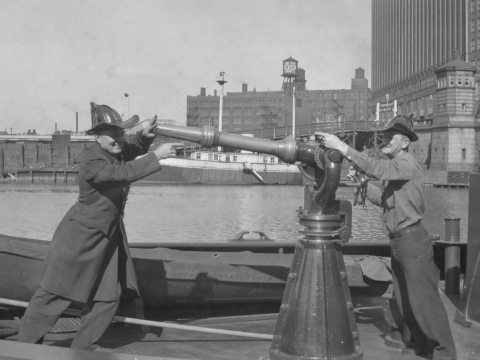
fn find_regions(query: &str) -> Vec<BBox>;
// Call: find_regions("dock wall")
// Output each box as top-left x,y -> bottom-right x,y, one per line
0,142 -> 92,174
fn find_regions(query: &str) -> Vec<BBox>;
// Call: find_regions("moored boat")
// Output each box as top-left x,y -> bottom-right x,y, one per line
140,150 -> 303,185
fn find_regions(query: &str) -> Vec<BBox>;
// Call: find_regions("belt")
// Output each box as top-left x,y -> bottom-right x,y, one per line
387,222 -> 422,240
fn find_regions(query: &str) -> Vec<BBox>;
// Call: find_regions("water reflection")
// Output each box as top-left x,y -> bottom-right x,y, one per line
0,183 -> 469,243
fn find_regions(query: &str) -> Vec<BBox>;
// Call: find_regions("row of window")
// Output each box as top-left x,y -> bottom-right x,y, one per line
196,108 -> 283,116
198,153 -> 278,163
189,98 -> 286,107
194,100 -> 366,116
299,91 -> 368,100
201,119 -> 286,126
437,73 -> 473,88
391,76 -> 436,98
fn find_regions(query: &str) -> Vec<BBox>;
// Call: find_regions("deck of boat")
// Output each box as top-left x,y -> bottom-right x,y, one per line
0,281 -> 478,360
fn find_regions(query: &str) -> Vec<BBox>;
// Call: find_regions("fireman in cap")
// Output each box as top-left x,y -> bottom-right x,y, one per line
17,102 -> 182,351
317,115 -> 456,360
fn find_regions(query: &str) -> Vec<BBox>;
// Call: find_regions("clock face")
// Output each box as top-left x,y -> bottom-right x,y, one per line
284,61 -> 297,74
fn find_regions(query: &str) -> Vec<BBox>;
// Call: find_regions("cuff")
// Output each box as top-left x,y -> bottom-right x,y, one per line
345,147 -> 359,161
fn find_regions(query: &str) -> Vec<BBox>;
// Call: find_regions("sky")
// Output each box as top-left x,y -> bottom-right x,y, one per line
0,0 -> 371,134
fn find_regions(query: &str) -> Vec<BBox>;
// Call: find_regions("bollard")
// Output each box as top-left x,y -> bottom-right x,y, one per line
444,218 -> 461,294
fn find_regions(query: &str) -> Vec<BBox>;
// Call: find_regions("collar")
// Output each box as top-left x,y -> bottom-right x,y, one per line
92,142 -> 122,162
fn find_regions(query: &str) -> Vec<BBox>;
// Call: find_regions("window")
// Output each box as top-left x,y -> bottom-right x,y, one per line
472,39 -> 476,51
196,153 -> 201,160
270,157 -> 275,163
208,153 -> 213,160
233,156 -> 237,162
263,157 -> 268,163
214,154 -> 218,161
462,149 -> 466,160
462,103 -> 467,111
473,19 -> 477,32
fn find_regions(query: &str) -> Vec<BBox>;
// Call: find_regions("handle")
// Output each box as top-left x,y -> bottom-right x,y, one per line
228,231 -> 275,242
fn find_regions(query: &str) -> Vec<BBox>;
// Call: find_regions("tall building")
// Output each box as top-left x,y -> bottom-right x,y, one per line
186,59 -> 371,137
372,0 -> 478,182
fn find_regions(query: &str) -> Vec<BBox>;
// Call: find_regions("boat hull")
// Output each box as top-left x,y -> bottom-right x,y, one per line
0,234 -> 394,309
140,158 -> 304,185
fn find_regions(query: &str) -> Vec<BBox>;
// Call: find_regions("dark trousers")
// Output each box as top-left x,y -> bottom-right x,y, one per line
17,285 -> 121,350
390,224 -> 456,360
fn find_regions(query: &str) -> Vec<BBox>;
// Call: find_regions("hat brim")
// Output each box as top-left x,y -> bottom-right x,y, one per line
87,115 -> 140,135
381,123 -> 418,142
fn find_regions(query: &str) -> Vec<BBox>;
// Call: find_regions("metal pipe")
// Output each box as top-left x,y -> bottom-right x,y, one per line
445,218 -> 461,294
0,297 -> 273,340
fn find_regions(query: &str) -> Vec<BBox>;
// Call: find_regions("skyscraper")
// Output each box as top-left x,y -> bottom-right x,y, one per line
372,0 -> 477,182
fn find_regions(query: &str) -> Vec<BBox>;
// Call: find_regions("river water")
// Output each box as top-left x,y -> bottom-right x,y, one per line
0,183 -> 469,243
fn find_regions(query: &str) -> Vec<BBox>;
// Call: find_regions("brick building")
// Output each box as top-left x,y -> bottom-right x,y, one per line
186,59 -> 371,137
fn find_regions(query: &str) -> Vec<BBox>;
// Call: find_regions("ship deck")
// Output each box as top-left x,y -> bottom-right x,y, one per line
0,282 -> 478,360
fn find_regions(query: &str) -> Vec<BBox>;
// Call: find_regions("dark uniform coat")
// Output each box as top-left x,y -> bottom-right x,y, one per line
41,132 -> 162,302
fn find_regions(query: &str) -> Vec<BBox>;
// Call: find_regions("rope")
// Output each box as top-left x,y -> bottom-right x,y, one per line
0,297 -> 273,340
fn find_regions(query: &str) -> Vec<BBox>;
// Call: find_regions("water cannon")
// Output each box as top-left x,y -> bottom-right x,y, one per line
154,124 -> 361,359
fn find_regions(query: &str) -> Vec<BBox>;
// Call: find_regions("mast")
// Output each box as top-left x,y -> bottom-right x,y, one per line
217,72 -> 227,151
292,85 -> 296,138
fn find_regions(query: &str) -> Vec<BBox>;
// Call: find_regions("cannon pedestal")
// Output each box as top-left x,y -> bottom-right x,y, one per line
270,211 -> 362,360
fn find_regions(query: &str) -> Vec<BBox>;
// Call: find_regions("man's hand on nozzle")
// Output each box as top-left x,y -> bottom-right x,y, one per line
315,132 -> 349,156
142,116 -> 158,139
153,143 -> 184,160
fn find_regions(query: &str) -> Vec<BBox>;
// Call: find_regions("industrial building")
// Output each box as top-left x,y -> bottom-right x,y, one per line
186,58 -> 371,138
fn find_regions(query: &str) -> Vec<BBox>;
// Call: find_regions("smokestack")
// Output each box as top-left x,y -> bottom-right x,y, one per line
55,123 -> 57,133
76,112 -> 78,133
214,90 -> 217,96
242,83 -> 248,93
200,87 -> 206,96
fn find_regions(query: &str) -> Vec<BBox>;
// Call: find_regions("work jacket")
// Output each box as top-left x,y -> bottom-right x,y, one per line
41,132 -> 162,302
345,147 -> 424,233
